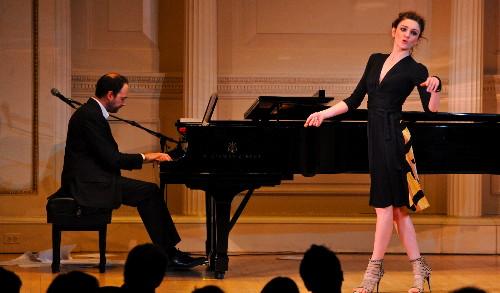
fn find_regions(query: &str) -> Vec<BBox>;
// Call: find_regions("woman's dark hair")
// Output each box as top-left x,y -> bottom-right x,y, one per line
392,11 -> 426,38
95,72 -> 128,98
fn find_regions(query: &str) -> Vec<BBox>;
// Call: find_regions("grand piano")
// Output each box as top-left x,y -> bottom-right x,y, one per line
161,95 -> 500,279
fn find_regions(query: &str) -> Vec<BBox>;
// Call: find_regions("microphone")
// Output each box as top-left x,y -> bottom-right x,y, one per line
51,88 -> 81,108
51,88 -> 68,101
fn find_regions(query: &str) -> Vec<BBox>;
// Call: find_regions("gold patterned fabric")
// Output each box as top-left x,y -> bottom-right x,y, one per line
402,126 -> 429,212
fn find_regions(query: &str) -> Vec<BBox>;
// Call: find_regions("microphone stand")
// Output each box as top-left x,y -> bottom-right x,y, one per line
108,115 -> 178,153
58,95 -> 178,152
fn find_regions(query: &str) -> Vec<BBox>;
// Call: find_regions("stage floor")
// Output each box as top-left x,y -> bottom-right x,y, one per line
1,253 -> 498,293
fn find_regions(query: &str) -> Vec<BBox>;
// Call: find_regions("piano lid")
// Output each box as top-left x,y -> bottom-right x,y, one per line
244,96 -> 334,120
244,95 -> 500,123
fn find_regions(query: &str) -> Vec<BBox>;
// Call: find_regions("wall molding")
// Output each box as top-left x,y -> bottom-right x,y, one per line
484,75 -> 499,93
2,214 -> 500,225
70,73 -> 500,102
217,75 -> 452,102
2,215 -> 500,254
71,72 -> 183,99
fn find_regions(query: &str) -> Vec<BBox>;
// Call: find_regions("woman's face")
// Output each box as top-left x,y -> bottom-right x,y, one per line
392,18 -> 421,51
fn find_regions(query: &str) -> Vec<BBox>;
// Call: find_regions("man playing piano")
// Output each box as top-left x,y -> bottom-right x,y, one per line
59,72 -> 206,269
305,11 -> 441,293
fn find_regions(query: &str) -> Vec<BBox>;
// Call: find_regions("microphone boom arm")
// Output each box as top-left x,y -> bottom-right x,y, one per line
108,114 -> 178,151
52,88 -> 178,151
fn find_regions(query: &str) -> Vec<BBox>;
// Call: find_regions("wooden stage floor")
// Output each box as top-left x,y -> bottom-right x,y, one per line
1,253 -> 499,293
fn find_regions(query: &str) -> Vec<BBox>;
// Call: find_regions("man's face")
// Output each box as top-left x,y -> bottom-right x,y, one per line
107,83 -> 129,113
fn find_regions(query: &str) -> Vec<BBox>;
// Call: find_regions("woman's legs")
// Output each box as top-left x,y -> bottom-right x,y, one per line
392,207 -> 420,260
393,207 -> 431,292
354,206 -> 394,292
371,206 -> 395,260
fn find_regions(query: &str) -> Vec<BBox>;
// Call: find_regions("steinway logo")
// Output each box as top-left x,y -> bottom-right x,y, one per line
200,141 -> 263,160
227,141 -> 238,154
204,153 -> 262,160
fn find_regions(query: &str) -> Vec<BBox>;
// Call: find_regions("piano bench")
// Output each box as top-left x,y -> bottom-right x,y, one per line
46,195 -> 112,273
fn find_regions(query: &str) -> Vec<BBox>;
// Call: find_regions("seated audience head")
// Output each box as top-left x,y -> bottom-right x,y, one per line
192,285 -> 225,293
98,286 -> 123,293
123,243 -> 168,292
46,270 -> 99,293
299,244 -> 343,293
0,266 -> 22,293
451,287 -> 487,293
261,276 -> 299,293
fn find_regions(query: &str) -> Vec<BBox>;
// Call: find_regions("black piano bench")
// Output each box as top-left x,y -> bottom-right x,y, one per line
46,194 -> 112,273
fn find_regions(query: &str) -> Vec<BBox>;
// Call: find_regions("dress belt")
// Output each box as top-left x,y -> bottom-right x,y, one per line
369,107 -> 402,141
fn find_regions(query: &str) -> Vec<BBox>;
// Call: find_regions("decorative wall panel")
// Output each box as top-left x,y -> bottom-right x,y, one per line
0,0 -> 38,194
219,0 -> 431,76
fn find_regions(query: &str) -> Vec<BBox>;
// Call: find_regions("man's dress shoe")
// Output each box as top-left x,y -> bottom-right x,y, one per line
167,249 -> 207,270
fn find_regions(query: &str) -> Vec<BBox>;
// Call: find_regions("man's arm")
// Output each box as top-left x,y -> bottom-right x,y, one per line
78,111 -> 143,170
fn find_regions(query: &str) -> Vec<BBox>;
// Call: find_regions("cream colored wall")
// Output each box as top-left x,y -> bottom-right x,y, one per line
71,0 -> 159,72
484,0 -> 499,74
0,0 -> 35,193
0,0 -> 72,252
482,0 -> 500,215
1,0 -> 500,254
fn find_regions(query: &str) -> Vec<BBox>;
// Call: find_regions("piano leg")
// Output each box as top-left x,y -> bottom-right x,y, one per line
207,190 -> 232,279
205,193 -> 215,271
196,183 -> 263,279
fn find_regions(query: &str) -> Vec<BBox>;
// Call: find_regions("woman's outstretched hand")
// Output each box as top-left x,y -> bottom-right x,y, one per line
420,76 -> 441,93
304,112 -> 324,127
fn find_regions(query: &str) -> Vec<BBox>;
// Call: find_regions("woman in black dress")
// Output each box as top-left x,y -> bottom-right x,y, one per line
305,12 -> 441,293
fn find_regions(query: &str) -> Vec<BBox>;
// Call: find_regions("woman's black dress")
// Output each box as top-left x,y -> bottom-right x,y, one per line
343,53 -> 432,208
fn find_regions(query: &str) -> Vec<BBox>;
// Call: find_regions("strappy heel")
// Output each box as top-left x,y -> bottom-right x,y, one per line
408,256 -> 432,293
353,259 -> 384,293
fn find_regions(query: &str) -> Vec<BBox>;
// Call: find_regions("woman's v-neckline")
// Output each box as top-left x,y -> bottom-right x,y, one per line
378,54 -> 410,85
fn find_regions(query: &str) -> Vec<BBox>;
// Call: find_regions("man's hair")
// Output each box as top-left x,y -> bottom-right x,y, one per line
261,276 -> 299,293
299,244 -> 343,293
192,285 -> 225,293
0,266 -> 22,293
451,287 -> 487,293
46,270 -> 99,293
123,243 -> 168,291
95,73 -> 129,98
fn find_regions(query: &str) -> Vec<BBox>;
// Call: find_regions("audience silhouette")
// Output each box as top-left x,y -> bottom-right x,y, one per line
451,286 -> 488,293
46,270 -> 99,293
192,285 -> 225,293
98,285 -> 123,292
0,266 -> 22,293
6,244 -> 495,293
299,244 -> 343,293
261,276 -> 299,293
121,243 -> 168,293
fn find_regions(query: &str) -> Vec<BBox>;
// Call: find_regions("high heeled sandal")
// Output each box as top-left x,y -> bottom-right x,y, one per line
408,256 -> 432,293
353,259 -> 384,293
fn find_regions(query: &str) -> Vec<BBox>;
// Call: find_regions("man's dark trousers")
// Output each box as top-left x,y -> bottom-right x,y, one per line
119,176 -> 181,250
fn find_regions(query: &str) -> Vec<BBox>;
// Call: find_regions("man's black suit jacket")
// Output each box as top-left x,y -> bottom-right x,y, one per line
61,98 -> 143,209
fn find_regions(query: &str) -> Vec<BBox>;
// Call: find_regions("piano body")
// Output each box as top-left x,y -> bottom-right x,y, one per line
161,96 -> 500,279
